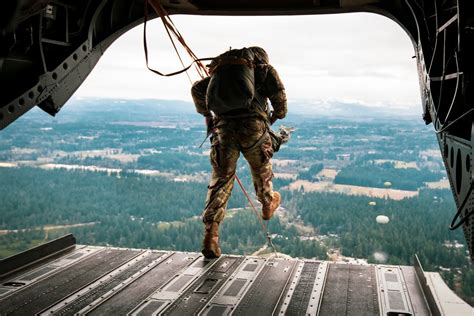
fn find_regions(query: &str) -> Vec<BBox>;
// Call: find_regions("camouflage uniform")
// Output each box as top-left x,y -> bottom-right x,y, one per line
191,50 -> 287,224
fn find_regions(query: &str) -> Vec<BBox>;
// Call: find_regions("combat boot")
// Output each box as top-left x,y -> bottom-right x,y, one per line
202,222 -> 221,259
262,191 -> 281,220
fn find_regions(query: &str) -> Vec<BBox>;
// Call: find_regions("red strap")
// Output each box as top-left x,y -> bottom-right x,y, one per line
235,175 -> 268,233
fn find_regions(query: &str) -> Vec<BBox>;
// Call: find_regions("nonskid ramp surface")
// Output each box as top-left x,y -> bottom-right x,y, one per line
1,246 -> 450,316
232,258 -> 297,315
47,251 -> 165,315
318,263 -> 380,316
284,261 -> 320,316
87,252 -> 201,315
162,256 -> 244,316
0,248 -> 141,316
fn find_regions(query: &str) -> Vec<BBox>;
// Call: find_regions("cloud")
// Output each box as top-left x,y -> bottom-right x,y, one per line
75,13 -> 421,109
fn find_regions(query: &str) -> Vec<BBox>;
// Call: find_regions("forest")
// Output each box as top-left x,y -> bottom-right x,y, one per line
334,161 -> 443,190
0,100 -> 471,303
0,167 -> 471,302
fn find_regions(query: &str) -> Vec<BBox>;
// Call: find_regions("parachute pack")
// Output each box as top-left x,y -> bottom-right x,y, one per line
206,48 -> 257,115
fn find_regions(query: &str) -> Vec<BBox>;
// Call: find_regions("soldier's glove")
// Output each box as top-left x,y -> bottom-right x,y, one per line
269,126 -> 295,152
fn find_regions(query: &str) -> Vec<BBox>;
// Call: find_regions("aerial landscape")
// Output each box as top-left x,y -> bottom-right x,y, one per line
0,98 -> 472,303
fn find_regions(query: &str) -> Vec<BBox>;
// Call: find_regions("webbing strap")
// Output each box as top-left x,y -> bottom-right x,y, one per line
240,128 -> 269,154
143,0 -> 212,78
209,57 -> 254,74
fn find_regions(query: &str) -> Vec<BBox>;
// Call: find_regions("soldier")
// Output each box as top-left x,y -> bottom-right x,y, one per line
191,46 -> 287,259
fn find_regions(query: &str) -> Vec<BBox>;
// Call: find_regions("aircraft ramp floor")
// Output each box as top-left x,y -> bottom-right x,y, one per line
0,235 -> 471,315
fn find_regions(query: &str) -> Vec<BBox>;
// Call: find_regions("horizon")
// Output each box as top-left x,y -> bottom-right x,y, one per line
26,96 -> 423,123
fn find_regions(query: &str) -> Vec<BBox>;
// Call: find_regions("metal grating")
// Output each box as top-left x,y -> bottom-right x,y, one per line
233,260 -> 297,315
87,252 -> 196,315
136,300 -> 165,316
243,263 -> 258,272
206,305 -> 229,316
194,278 -> 219,294
385,272 -> 399,283
223,279 -> 247,297
319,264 -> 379,316
285,262 -> 320,315
388,291 -> 406,311
0,249 -> 140,315
167,275 -> 194,292
1,246 -> 456,316
162,256 -> 243,316
51,252 -> 164,315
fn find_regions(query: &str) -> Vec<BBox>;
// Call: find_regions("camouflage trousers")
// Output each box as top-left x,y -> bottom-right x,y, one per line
202,118 -> 275,223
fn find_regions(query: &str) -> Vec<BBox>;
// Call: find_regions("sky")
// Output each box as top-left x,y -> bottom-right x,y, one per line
75,13 -> 422,113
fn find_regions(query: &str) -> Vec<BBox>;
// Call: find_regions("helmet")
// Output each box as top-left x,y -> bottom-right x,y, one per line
249,46 -> 269,64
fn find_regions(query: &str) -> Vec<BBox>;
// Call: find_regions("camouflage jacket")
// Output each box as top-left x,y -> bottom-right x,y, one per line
191,64 -> 287,121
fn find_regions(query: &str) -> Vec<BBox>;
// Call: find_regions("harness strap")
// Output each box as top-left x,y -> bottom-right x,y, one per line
143,0 -> 212,78
240,129 -> 269,154
209,57 -> 254,74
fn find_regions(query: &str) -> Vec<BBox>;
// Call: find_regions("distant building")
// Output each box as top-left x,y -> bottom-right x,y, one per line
336,153 -> 351,161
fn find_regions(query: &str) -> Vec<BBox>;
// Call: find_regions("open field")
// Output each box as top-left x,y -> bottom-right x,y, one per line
286,180 -> 419,200
273,172 -> 297,180
373,159 -> 419,169
316,168 -> 338,180
272,159 -> 298,167
425,179 -> 451,189
0,222 -> 99,235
